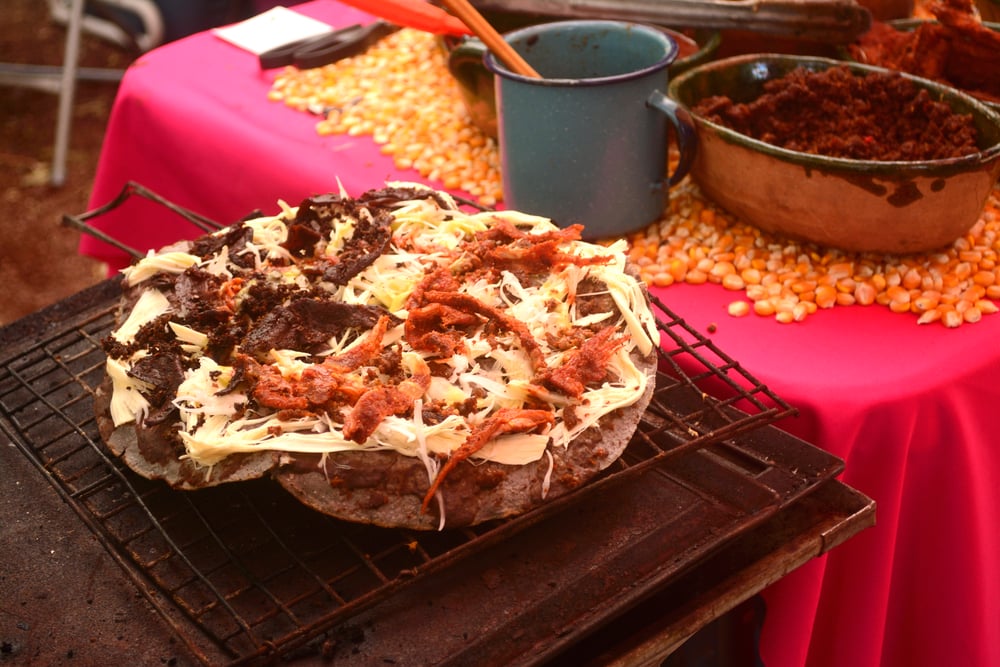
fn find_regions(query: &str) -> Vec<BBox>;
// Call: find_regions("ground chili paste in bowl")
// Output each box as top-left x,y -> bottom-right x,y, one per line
691,65 -> 980,161
667,55 -> 1000,254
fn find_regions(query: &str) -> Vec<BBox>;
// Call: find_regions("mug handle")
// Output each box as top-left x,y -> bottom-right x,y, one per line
445,37 -> 498,138
647,90 -> 697,187
446,36 -> 486,90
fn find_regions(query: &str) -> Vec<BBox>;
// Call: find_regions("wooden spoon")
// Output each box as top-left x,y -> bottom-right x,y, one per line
438,0 -> 542,78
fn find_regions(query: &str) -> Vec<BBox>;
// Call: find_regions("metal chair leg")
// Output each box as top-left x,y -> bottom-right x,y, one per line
50,0 -> 86,187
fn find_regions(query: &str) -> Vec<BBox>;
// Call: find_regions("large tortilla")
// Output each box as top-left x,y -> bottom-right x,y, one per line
93,375 -> 278,490
94,184 -> 660,529
274,356 -> 656,530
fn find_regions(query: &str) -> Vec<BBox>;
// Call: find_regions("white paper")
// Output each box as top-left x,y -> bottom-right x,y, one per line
213,6 -> 334,55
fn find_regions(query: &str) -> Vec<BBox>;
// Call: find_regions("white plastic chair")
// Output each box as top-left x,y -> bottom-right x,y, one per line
0,0 -> 164,185
46,0 -> 165,53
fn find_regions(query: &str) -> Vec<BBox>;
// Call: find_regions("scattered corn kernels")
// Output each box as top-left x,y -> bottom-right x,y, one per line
727,301 -> 751,317
267,33 -> 1000,329
628,180 -> 1000,328
269,29 -> 502,206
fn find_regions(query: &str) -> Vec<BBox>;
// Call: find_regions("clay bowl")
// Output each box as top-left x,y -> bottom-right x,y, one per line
666,54 -> 1000,255
443,23 -> 721,138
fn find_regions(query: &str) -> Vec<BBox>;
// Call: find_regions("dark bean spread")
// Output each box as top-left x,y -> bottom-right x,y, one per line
692,65 -> 981,161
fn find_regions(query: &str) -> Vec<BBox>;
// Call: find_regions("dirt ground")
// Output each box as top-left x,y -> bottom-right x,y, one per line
0,1 -> 131,326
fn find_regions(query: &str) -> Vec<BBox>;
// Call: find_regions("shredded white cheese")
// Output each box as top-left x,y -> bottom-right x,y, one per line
111,289 -> 170,343
108,185 -> 658,473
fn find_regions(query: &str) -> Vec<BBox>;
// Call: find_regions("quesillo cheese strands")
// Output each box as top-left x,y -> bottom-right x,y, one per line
97,184 -> 659,529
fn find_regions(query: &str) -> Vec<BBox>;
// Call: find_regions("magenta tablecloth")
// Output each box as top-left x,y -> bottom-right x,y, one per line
79,3 -> 1000,666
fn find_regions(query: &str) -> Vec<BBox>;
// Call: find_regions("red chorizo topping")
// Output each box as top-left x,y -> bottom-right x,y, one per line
538,326 -> 625,398
241,357 -> 369,411
325,315 -> 392,372
297,360 -> 369,406
468,220 -> 612,275
422,290 -> 548,371
474,218 -> 581,245
219,277 -> 244,312
240,315 -> 425,438
404,302 -> 478,358
421,408 -> 556,512
403,265 -> 549,370
406,267 -> 461,307
242,362 -> 309,410
342,365 -> 431,443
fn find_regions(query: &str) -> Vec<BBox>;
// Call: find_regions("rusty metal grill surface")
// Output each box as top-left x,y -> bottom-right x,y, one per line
0,187 -> 843,665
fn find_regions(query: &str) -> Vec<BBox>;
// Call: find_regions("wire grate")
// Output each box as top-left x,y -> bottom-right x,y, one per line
0,184 -> 830,665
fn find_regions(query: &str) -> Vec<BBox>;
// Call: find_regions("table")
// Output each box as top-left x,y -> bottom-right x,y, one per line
79,3 -> 1000,666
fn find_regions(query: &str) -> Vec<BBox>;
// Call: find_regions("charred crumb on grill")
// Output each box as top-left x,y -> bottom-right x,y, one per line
127,350 -> 185,420
240,298 -> 397,359
574,277 -> 617,320
282,220 -> 324,258
172,268 -> 228,321
563,405 -> 580,431
294,192 -> 394,285
235,280 -> 302,320
357,185 -> 460,211
189,224 -> 257,269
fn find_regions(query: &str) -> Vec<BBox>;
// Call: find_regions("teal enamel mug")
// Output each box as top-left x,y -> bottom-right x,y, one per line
484,20 -> 698,239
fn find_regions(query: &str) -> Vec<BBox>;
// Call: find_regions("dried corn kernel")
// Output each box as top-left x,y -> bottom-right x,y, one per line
269,29 -> 501,206
977,299 -> 1000,315
727,301 -> 751,317
855,282 -> 877,306
942,309 -> 965,328
271,45 -> 1000,329
836,292 -> 857,307
622,177 -> 1000,327
685,269 -> 709,284
917,308 -> 942,325
721,273 -> 746,291
753,300 -> 776,317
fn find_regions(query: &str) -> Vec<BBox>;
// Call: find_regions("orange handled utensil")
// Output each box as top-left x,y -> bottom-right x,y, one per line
437,0 -> 540,77
334,0 -> 472,35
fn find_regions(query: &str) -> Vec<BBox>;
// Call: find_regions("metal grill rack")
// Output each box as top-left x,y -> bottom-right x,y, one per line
0,186 -> 849,665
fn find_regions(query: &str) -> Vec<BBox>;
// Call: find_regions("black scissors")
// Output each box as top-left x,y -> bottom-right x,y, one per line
259,21 -> 399,70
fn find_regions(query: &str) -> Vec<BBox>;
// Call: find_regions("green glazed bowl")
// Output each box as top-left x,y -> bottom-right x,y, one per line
444,24 -> 720,138
667,54 -> 1000,255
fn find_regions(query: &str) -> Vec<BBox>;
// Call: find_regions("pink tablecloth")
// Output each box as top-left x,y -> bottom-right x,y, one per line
80,3 -> 1000,666
81,1 -> 443,271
